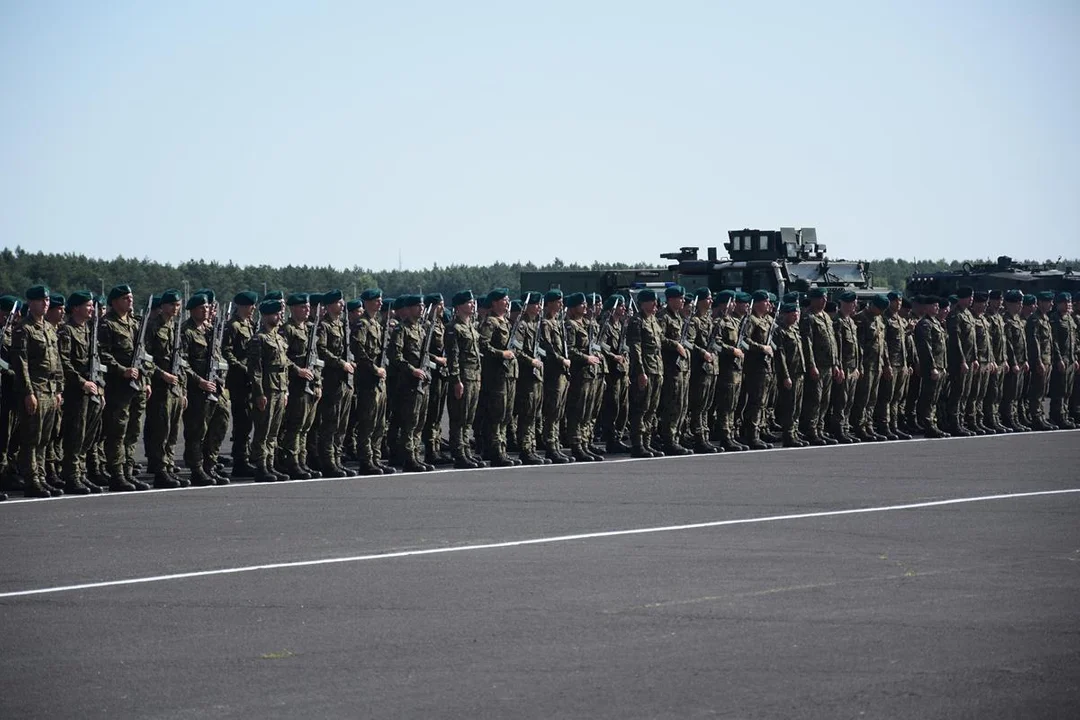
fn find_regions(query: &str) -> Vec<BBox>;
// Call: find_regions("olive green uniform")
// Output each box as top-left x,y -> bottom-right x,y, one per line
945,306 -> 977,433
181,316 -> 219,477
967,314 -> 994,431
58,319 -> 103,486
13,315 -> 62,491
143,314 -> 185,477
1025,309 -> 1054,429
98,308 -> 151,481
248,325 -> 291,474
851,309 -> 885,438
915,314 -> 947,434
1048,310 -> 1077,427
565,316 -> 601,453
540,316 -> 570,455
799,309 -> 837,441
773,319 -> 805,442
279,318 -> 320,470
598,317 -> 630,449
875,310 -> 909,435
446,316 -> 481,461
830,313 -> 860,440
688,313 -> 718,450
658,308 -> 691,451
223,315 -> 255,470
514,317 -> 545,459
317,313 -> 354,470
1000,310 -> 1028,429
984,309 -> 1007,430
627,313 -> 664,452
739,314 -> 775,446
352,312 -> 389,469
478,314 -> 519,462
711,314 -> 745,446
422,315 -> 450,460
389,315 -> 429,466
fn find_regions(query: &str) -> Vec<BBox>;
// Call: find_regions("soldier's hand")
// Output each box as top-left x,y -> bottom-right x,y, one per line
342,362 -> 355,375
783,378 -> 792,390
24,394 -> 38,415
883,366 -> 892,379
412,368 -> 427,379
198,378 -> 216,393
704,352 -> 715,363
833,368 -> 845,383
454,381 -> 464,400
1022,362 -> 1029,372
181,395 -> 187,410
809,367 -> 820,380
256,396 -> 268,411
1057,361 -> 1066,372
562,358 -> 571,370
532,358 -> 542,369
145,385 -> 152,399
376,367 -> 386,379
733,348 -> 744,359
960,362 -> 968,374
1011,365 -> 1020,374
972,361 -> 980,373
124,367 -> 139,380
1035,362 -> 1045,375
502,350 -> 515,360
83,380 -> 99,395
613,355 -> 626,364
434,356 -> 447,366
851,369 -> 860,381
587,355 -> 600,365
761,345 -> 773,357
56,393 -> 63,407
162,372 -> 178,386
931,369 -> 940,380
298,368 -> 314,381
637,373 -> 648,390
677,345 -> 687,358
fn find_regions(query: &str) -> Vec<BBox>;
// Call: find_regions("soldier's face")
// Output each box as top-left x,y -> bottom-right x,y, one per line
1005,301 -> 1021,315
291,304 -> 310,322
238,305 -> 254,320
189,304 -> 208,323
696,298 -> 711,314
1038,300 -> 1052,313
72,301 -> 94,324
114,293 -> 134,314
364,299 -> 381,316
972,302 -> 986,316
890,299 -> 901,312
667,297 -> 684,312
640,300 -> 657,316
29,298 -> 48,318
491,297 -> 509,315
734,301 -> 748,317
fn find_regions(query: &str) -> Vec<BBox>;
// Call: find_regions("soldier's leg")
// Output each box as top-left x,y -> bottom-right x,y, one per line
423,375 -> 448,461
1068,367 -> 1080,423
1028,368 -> 1050,428
61,393 -> 90,489
517,379 -> 543,461
124,389 -> 146,479
144,390 -> 170,475
565,375 -> 591,457
18,394 -> 51,495
183,392 -> 214,484
542,375 -> 566,457
204,390 -> 231,471
873,371 -> 895,434
103,388 -> 134,483
891,370 -> 910,435
228,379 -> 253,471
316,384 -> 343,473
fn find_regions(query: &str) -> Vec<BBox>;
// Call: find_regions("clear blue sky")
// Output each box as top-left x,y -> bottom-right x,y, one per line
2,1 -> 1077,271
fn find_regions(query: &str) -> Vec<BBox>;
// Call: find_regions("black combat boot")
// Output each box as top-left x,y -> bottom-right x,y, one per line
108,470 -> 137,492
253,465 -> 279,483
152,471 -> 180,489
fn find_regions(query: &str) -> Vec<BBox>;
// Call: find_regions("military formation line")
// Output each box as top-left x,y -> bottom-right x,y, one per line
2,281 -> 1078,501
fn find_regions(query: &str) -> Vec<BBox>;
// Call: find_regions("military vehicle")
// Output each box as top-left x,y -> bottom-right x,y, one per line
906,256 -> 1079,298
662,227 -> 880,300
520,267 -> 676,297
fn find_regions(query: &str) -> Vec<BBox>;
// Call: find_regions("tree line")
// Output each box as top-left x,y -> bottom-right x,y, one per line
0,246 -> 1074,301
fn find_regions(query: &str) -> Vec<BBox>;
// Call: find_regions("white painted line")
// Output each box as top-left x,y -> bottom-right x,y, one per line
2,488 -> 1077,599
3,428 -> 1077,506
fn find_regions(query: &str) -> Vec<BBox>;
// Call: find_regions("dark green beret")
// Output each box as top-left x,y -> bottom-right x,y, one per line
751,290 -> 770,303
988,289 -> 1003,300
1037,290 -> 1055,302
901,298 -> 912,309
443,307 -> 453,323
66,291 -> 93,310
0,296 -> 17,312
186,294 -> 209,310
973,290 -> 989,302
1022,294 -> 1036,306
799,294 -> 811,308
587,292 -> 602,305
26,285 -> 50,301
108,285 -> 132,302
95,295 -> 106,306
50,293 -> 65,306
424,293 -> 444,305
603,294 -> 623,310
948,294 -> 959,304
151,294 -> 163,310
871,294 -> 889,310
384,297 -> 397,310
767,292 -> 778,303
451,290 -> 474,307
346,298 -> 362,312
486,288 -> 509,303
780,302 -> 798,313
360,288 -> 383,302
401,294 -> 422,308
694,287 -> 712,301
782,291 -> 799,303
715,290 -> 735,303
161,289 -> 182,304
308,293 -> 324,307
286,293 -> 309,307
477,296 -> 491,310
565,292 -> 586,309
808,287 -> 827,300
263,290 -> 284,301
259,299 -> 282,315
938,297 -> 950,309
956,286 -> 973,299
1004,290 -> 1023,303
839,291 -> 857,303
543,289 -> 563,303
522,291 -> 542,305
637,289 -> 657,303
887,290 -> 902,301
233,291 -> 258,306
510,299 -> 522,312
735,291 -> 752,303
322,289 -> 343,304
665,285 -> 685,299
1055,291 -> 1071,303
194,288 -> 215,303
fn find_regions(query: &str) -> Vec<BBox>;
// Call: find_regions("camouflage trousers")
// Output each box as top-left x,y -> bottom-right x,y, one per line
61,386 -> 103,481
18,391 -> 59,483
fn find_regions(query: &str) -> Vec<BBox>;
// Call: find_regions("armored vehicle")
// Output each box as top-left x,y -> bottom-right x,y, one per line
906,256 -> 1079,298
519,268 -> 676,297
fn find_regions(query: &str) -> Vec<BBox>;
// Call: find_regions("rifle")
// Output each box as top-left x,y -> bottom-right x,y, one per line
168,298 -> 187,398
378,306 -> 393,373
508,305 -> 526,352
0,301 -> 19,375
559,308 -> 572,376
343,311 -> 355,391
618,294 -> 637,355
206,301 -> 232,403
764,284 -> 786,347
303,305 -> 326,396
87,300 -> 105,404
418,304 -> 439,391
131,295 -> 154,391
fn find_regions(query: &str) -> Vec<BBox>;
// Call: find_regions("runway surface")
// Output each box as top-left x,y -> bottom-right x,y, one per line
2,431 -> 1079,719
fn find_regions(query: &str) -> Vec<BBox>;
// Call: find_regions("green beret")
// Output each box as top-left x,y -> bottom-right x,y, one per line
263,290 -> 284,301
401,294 -> 422,308
751,290 -> 770,303
767,292 -> 778,303
564,292 -> 586,308
322,289 -> 343,304
108,285 -> 132,302
543,289 -> 563,303
0,296 -> 17,312
1004,290 -> 1023,303
49,293 -> 65,307
665,285 -> 685,299
900,298 -> 912,309
451,290 -> 474,307
839,291 -> 857,303
715,290 -> 735,303
1022,294 -> 1036,306
808,287 -> 827,300
308,293 -> 324,306
603,294 -> 623,310
780,302 -> 798,313
186,294 -> 209,310
66,291 -> 93,310
477,296 -> 491,310
510,299 -> 523,312
384,297 -> 397,310
587,292 -> 602,305
948,294 -> 959,304
694,287 -> 712,301
1037,290 -> 1055,302
782,291 -> 799,304
938,297 -> 950,309
259,299 -> 282,315
359,288 -> 383,302
735,292 -> 752,303
486,288 -> 509,303
871,294 -> 889,310
161,289 -> 182,304
26,285 -> 50,301
637,289 -> 657,304
1055,292 -> 1071,303
522,291 -> 542,305
988,289 -> 1003,300
150,295 -> 163,310
956,286 -> 974,299
973,290 -> 989,302
346,298 -> 362,312
194,288 -> 215,303
424,293 -> 444,305
233,291 -> 258,306
286,293 -> 309,307
887,290 -> 902,301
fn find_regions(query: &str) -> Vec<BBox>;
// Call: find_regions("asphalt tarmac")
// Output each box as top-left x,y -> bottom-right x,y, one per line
2,430 -> 1079,719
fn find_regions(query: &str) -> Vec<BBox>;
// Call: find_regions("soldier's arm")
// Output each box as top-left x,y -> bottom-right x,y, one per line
247,335 -> 267,398
221,322 -> 243,372
389,325 -> 415,375
96,319 -> 128,379
627,320 -> 645,376
11,326 -> 32,396
800,317 -> 817,373
58,327 -> 85,386
317,321 -> 345,371
774,334 -> 790,380
352,322 -> 380,378
1049,318 -> 1065,365
478,319 -> 506,360
659,317 -> 683,354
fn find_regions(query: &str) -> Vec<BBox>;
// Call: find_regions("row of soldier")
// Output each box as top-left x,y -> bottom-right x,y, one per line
1,282 -> 1077,500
